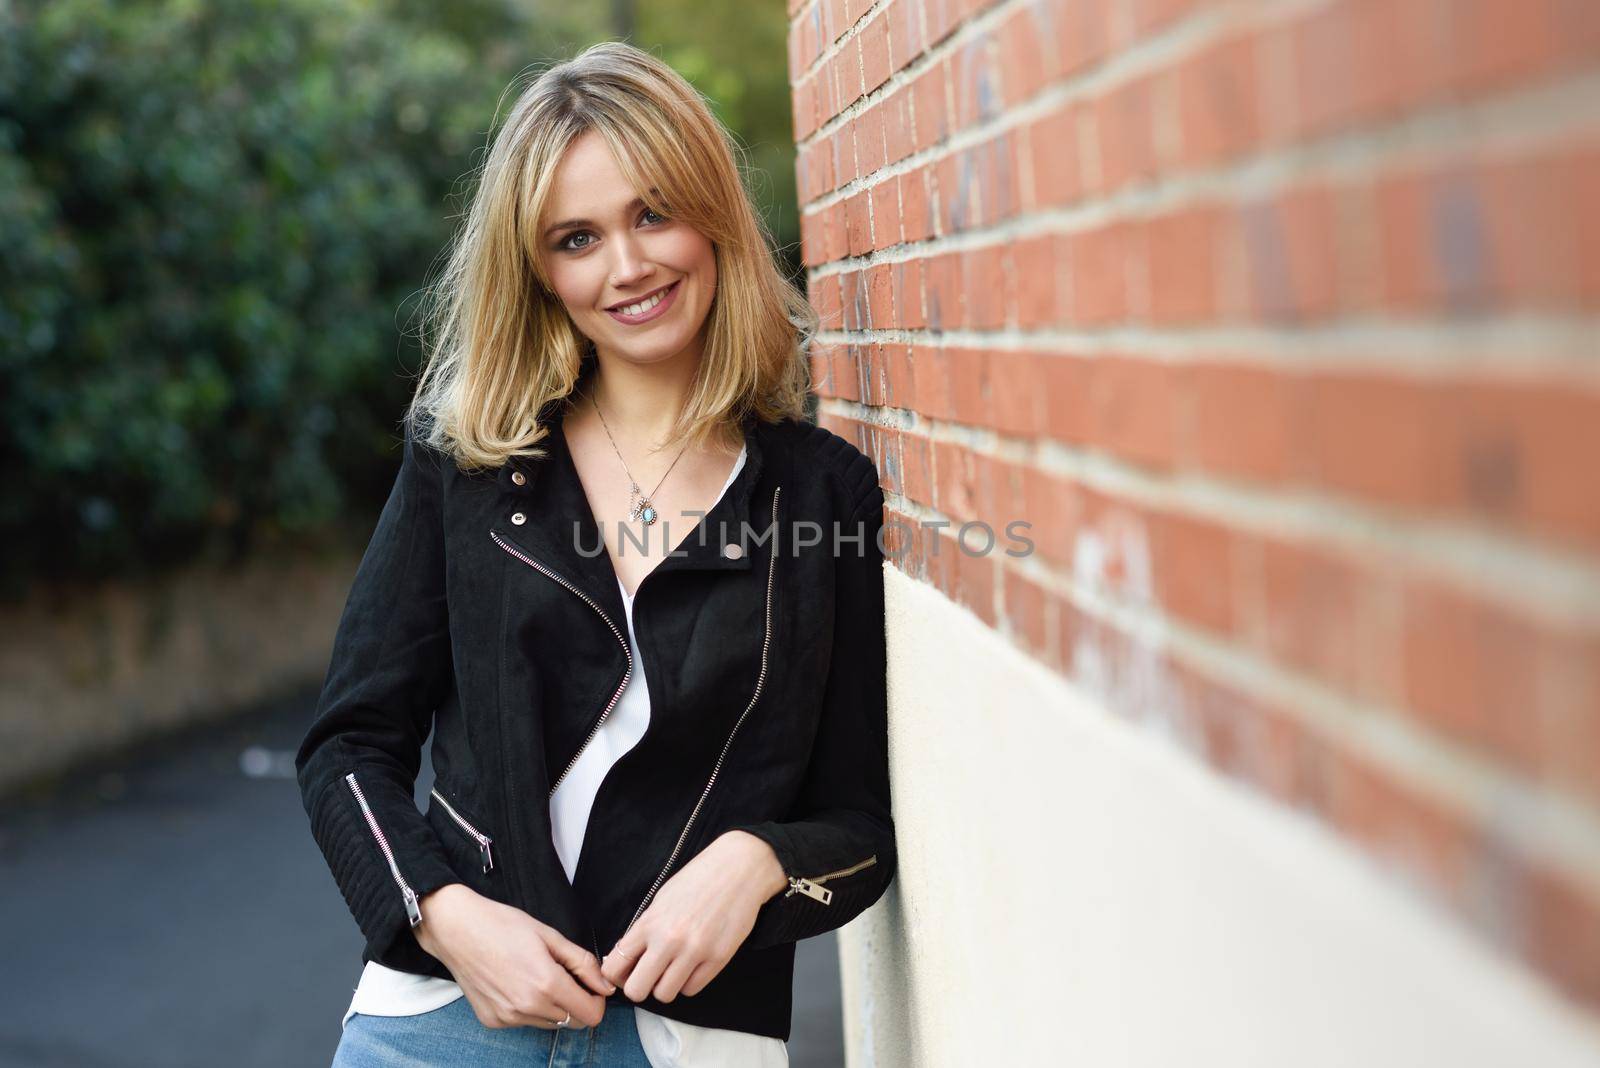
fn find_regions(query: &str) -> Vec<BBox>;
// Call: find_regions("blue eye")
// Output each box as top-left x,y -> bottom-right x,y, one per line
556,207 -> 667,253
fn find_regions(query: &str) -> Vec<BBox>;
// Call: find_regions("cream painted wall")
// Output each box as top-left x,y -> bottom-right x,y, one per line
833,568 -> 1600,1067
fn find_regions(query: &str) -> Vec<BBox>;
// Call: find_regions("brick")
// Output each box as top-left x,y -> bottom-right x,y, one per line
962,244 -> 1009,330
997,4 -> 1050,108
1002,565 -> 1050,657
855,105 -> 886,177
911,59 -> 950,152
883,87 -> 915,165
898,165 -> 933,242
1454,379 -> 1600,551
838,269 -> 863,330
844,189 -> 873,256
1523,864 -> 1600,1013
892,257 -> 926,328
1152,511 -> 1238,635
824,199 -> 849,261
887,0 -> 925,75
988,349 -> 1047,438
861,11 -> 892,94
1096,76 -> 1158,192
1401,580 -> 1541,769
1300,370 -> 1460,511
869,178 -> 901,250
833,125 -> 857,188
1069,222 -> 1131,324
1245,534 -> 1401,704
1238,184 -> 1340,322
1050,0 -> 1111,77
1089,355 -> 1178,469
1040,353 -> 1094,445
1028,104 -> 1084,209
1011,234 -> 1068,329
1177,361 -> 1299,483
865,261 -> 895,327
1178,31 -> 1259,166
923,250 -> 964,332
1147,205 -> 1219,323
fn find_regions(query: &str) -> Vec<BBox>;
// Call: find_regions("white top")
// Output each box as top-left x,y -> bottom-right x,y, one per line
342,444 -> 787,1067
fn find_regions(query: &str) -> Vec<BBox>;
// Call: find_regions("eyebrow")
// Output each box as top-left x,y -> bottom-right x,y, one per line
543,192 -> 657,240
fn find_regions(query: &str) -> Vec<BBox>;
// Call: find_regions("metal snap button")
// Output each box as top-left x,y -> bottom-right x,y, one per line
722,543 -> 744,559
511,470 -> 526,486
511,512 -> 526,525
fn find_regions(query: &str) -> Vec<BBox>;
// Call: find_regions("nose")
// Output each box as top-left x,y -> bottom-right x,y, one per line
607,232 -> 655,290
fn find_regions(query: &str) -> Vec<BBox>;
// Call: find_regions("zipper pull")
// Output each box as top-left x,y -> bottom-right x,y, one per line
786,876 -> 833,905
480,840 -> 495,874
403,886 -> 422,927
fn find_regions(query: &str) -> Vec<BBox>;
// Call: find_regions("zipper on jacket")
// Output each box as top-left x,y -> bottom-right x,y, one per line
345,771 -> 422,927
488,529 -> 633,798
784,854 -> 879,905
623,486 -> 783,933
429,787 -> 496,874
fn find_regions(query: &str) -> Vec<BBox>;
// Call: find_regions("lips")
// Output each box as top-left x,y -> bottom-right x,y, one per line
603,279 -> 682,326
606,280 -> 678,312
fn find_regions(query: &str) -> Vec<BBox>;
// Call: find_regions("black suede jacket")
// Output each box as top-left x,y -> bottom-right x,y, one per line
293,368 -> 895,1042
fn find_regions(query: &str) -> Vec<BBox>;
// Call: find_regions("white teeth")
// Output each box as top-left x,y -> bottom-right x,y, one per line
614,284 -> 672,317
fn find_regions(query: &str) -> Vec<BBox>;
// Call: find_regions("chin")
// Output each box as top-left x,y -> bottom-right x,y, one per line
594,331 -> 694,364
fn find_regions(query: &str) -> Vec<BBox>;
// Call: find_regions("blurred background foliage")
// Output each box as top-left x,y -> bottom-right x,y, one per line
0,0 -> 798,598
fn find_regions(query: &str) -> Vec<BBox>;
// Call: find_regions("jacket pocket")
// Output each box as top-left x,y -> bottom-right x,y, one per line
784,854 -> 878,905
345,771 -> 422,927
428,786 -> 496,874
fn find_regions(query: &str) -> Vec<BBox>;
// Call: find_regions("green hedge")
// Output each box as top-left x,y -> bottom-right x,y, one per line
0,0 -> 795,599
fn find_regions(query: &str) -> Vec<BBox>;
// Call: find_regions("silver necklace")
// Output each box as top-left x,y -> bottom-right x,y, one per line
591,392 -> 688,526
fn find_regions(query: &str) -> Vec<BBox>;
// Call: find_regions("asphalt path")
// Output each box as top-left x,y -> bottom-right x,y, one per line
0,688 -> 844,1067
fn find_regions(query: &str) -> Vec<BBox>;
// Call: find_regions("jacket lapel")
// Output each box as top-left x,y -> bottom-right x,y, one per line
489,374 -> 769,630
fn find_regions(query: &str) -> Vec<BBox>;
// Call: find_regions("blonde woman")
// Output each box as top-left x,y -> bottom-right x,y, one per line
296,41 -> 896,1067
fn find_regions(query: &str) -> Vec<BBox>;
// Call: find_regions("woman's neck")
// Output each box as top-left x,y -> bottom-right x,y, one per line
581,350 -> 699,453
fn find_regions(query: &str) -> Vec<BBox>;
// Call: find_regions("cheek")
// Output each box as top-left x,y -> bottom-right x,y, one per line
659,230 -> 716,283
548,262 -> 601,315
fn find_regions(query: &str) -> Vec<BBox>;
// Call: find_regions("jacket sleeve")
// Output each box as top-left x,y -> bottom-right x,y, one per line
729,474 -> 897,950
294,426 -> 463,970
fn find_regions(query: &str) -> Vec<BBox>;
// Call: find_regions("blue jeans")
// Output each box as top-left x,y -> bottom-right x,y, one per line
332,995 -> 654,1067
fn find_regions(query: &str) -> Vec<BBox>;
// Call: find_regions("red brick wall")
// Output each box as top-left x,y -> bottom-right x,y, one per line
788,0 -> 1600,1014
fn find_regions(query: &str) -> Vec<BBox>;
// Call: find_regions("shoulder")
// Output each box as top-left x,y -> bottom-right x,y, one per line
766,417 -> 884,523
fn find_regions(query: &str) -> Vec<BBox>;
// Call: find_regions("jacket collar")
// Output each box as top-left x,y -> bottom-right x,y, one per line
490,357 -> 768,622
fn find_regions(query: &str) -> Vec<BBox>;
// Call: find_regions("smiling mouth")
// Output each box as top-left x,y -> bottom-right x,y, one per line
606,280 -> 679,314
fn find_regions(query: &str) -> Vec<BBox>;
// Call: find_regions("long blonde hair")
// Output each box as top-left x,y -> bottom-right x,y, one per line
406,40 -> 816,472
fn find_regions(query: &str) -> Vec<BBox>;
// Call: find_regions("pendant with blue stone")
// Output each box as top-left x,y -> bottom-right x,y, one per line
638,502 -> 658,525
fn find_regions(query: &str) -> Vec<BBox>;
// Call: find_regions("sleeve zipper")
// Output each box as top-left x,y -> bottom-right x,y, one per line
345,771 -> 422,927
429,786 -> 496,873
784,854 -> 879,905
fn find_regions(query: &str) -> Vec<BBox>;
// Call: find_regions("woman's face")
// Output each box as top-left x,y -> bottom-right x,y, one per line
539,129 -> 717,369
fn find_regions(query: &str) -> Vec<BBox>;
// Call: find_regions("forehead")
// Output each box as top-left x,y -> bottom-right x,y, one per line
546,131 -> 635,213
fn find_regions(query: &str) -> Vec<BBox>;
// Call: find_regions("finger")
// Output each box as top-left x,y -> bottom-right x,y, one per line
650,947 -> 701,1004
549,937 -> 617,997
620,940 -> 672,1004
527,967 -> 606,1029
601,928 -> 647,988
680,958 -> 721,998
573,955 -> 618,998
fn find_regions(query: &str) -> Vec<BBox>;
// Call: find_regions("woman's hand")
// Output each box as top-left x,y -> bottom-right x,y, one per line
414,884 -> 616,1029
599,830 -> 788,1003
